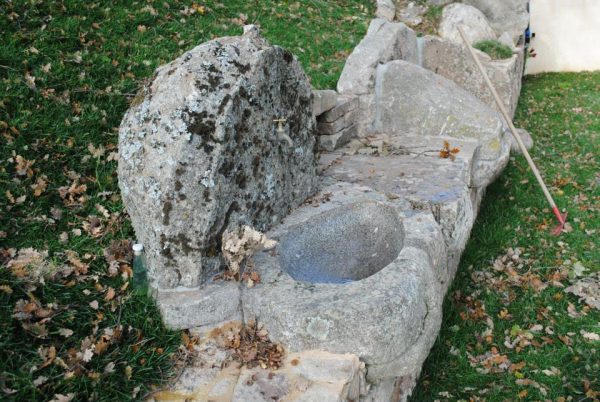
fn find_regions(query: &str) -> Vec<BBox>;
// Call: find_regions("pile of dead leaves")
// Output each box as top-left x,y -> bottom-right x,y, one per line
219,226 -> 277,288
218,321 -> 284,370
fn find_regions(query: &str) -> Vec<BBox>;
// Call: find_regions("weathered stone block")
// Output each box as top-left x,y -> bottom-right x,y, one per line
509,128 -> 534,154
337,19 -> 417,95
318,124 -> 358,152
421,36 -> 524,117
376,0 -> 396,21
318,96 -> 359,123
316,109 -> 357,135
312,89 -> 338,116
373,60 -> 509,187
155,282 -> 241,330
232,351 -> 367,401
118,27 -> 318,289
462,0 -> 529,42
439,3 -> 498,44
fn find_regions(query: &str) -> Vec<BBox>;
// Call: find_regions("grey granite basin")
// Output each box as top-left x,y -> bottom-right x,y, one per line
279,202 -> 403,283
242,193 -> 444,381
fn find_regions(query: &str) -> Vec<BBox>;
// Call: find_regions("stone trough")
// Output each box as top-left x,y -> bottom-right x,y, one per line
118,2 -> 530,398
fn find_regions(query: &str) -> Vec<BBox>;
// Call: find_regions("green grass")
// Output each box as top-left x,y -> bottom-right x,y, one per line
474,39 -> 514,60
0,1 -> 373,400
412,72 -> 600,400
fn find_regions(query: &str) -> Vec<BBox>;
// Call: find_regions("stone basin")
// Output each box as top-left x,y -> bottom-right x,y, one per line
279,202 -> 403,283
242,194 -> 443,381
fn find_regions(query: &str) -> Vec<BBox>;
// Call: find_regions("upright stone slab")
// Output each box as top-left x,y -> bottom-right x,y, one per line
462,0 -> 529,42
118,27 -> 318,289
373,60 -> 509,187
422,36 -> 525,117
337,19 -> 417,96
438,3 -> 497,44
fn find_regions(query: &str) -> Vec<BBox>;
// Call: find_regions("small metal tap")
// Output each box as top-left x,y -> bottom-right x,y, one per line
273,117 -> 293,147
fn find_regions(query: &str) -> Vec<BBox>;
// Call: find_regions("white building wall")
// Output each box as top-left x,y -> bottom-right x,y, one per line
525,0 -> 600,74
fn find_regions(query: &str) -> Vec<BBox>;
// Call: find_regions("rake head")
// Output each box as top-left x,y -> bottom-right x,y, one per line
551,207 -> 568,236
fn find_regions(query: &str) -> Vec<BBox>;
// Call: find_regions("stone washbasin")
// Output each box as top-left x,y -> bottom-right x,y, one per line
278,202 -> 403,283
242,197 -> 443,381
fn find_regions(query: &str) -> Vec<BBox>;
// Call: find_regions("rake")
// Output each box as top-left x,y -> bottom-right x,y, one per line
457,26 -> 567,235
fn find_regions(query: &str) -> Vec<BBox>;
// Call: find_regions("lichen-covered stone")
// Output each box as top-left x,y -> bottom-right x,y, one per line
462,0 -> 529,42
438,3 -> 497,44
337,19 -> 417,95
372,60 -> 509,187
118,27 -> 317,289
422,36 -> 525,118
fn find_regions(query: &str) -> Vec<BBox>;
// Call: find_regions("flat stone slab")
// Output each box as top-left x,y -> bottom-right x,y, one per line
150,323 -> 369,402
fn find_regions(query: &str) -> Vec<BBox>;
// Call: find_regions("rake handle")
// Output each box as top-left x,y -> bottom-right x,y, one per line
457,27 -> 561,218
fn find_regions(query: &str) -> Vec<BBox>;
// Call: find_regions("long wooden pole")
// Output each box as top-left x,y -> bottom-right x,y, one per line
457,26 -> 566,234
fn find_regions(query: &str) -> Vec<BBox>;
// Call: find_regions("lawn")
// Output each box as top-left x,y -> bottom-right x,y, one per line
0,1 -> 373,400
412,72 -> 600,400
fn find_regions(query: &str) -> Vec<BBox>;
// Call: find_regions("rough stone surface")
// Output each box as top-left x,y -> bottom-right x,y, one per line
233,351 -> 367,401
242,181 -> 444,382
160,333 -> 369,402
373,60 -> 510,187
118,27 -> 318,289
421,36 -> 525,117
312,89 -> 338,116
323,145 -> 475,277
508,128 -> 534,154
318,124 -> 358,152
498,31 -> 516,48
462,0 -> 529,41
337,19 -> 417,95
395,2 -> 428,26
424,0 -> 453,5
155,282 -> 241,330
317,109 -> 357,135
439,3 -> 498,45
279,201 -> 404,283
318,96 -> 359,123
376,0 -> 396,21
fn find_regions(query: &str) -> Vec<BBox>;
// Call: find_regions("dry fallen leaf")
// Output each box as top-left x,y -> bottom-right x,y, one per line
580,330 -> 600,341
30,176 -> 48,196
104,287 -> 116,301
59,328 -> 74,338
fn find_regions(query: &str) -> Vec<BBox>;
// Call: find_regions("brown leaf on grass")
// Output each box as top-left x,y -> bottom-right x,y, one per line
65,251 -> 88,275
87,143 -> 105,159
58,180 -> 87,207
104,239 -> 132,264
38,345 -> 57,368
82,216 -> 103,238
14,155 -> 35,177
22,322 -> 48,338
565,272 -> 600,310
30,175 -> 48,196
50,393 -> 75,402
0,284 -> 13,294
104,287 -> 116,301
6,248 -> 55,281
59,328 -> 74,338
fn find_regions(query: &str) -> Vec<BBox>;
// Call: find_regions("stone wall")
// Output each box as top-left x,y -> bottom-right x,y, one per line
119,3 -> 530,400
